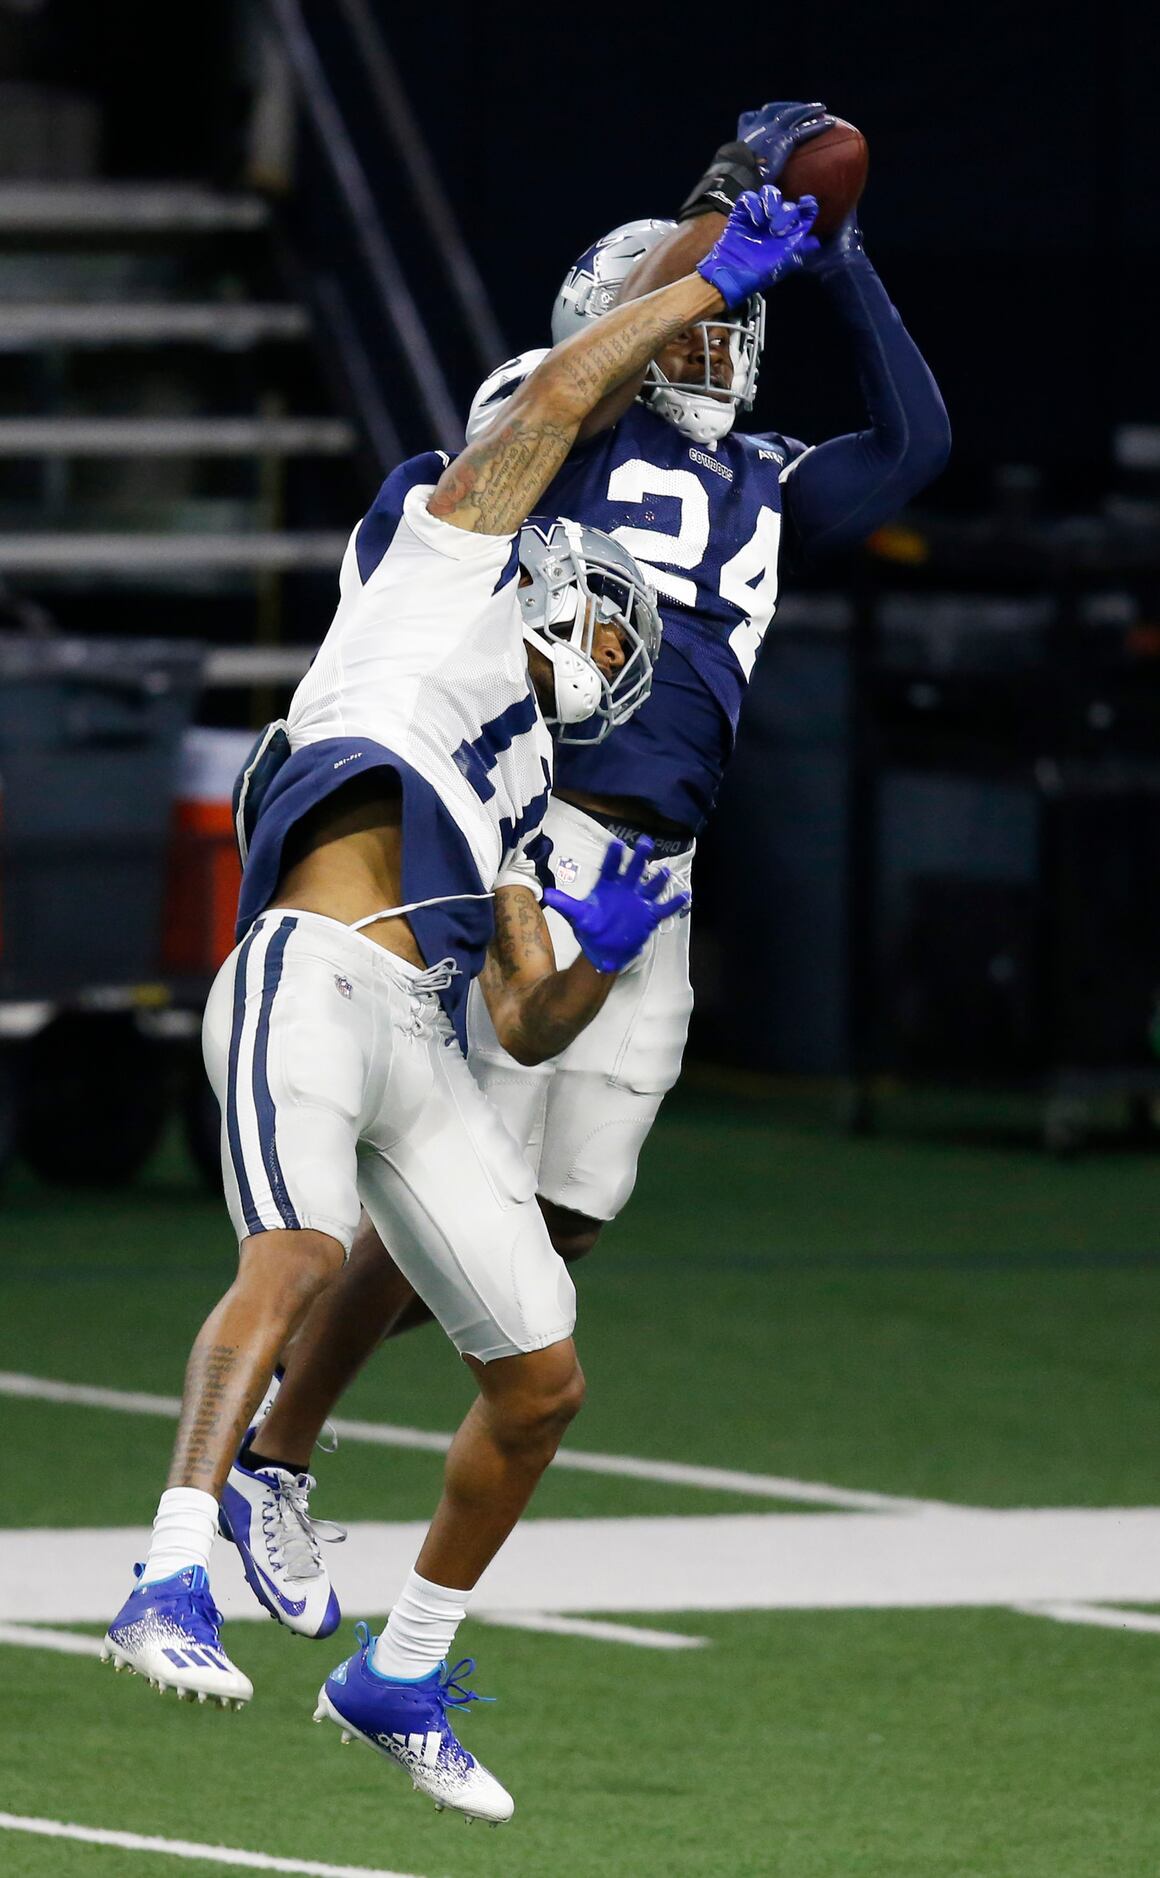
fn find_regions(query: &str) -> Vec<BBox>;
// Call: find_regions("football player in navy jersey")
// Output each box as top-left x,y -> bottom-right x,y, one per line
468,98 -> 951,1264
223,102 -> 950,1575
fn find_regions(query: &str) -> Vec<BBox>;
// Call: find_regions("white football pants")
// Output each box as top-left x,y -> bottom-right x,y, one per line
468,798 -> 695,1223
202,909 -> 576,1361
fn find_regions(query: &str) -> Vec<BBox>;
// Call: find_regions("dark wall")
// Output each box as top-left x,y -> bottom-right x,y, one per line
9,0 -> 240,179
384,0 -> 1160,503
36,0 -> 1160,499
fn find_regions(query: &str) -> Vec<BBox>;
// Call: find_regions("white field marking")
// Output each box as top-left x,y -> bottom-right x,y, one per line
472,1611 -> 709,1649
0,1372 -> 185,1415
5,1372 -> 1156,1644
0,1369 -> 943,1513
0,1814 -> 426,1878
6,1510 -> 1160,1625
1014,1601 -> 1160,1636
0,1607 -> 706,1659
0,1622 -> 104,1656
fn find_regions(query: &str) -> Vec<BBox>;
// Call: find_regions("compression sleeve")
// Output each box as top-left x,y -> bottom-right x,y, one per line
781,257 -> 951,558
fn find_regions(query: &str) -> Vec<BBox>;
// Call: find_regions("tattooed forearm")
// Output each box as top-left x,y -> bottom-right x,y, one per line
507,953 -> 616,1064
488,887 -> 555,984
430,271 -> 723,536
482,890 -> 615,1065
429,412 -> 576,534
548,273 -> 723,412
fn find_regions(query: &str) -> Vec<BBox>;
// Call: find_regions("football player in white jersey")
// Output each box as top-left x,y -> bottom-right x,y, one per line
102,181 -> 822,1825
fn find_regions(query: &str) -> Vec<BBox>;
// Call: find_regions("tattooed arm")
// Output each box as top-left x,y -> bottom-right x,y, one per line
478,884 -> 617,1066
428,271 -> 724,537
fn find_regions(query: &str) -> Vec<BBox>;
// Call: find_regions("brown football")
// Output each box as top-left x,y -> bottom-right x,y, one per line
778,119 -> 869,237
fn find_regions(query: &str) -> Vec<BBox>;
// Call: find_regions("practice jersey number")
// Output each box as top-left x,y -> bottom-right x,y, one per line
606,460 -> 781,680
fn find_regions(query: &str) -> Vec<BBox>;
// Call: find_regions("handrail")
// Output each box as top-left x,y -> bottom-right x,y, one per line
313,273 -> 404,469
264,0 -> 462,451
334,0 -> 507,374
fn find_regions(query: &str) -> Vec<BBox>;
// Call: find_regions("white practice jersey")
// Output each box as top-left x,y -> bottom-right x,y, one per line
290,451 -> 553,898
235,450 -> 555,1047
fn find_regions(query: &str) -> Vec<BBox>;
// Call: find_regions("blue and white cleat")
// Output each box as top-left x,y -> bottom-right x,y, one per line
219,1457 -> 343,1639
313,1625 -> 514,1825
101,1565 -> 252,1708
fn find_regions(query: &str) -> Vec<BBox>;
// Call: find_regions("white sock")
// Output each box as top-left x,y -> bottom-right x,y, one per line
139,1488 -> 219,1585
371,1569 -> 471,1681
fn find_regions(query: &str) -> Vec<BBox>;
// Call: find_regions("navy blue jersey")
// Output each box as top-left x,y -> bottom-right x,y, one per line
474,257 -> 951,831
541,405 -> 803,827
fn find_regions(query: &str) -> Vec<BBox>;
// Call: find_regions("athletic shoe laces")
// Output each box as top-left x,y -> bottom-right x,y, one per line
260,1471 -> 346,1582
352,1623 -> 494,1716
131,1563 -> 225,1645
438,1657 -> 494,1713
187,1578 -> 227,1645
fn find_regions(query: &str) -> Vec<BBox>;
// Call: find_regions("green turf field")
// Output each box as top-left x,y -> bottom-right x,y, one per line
2,1089 -> 1158,1877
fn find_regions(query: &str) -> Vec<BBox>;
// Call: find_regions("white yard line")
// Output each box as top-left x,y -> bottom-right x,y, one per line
1013,1601 -> 1160,1636
0,1609 -> 705,1657
0,1369 -> 940,1513
7,1372 -> 1158,1647
0,1373 -> 185,1416
541,1445 -> 946,1512
0,1814 -> 427,1878
7,1511 -> 1160,1624
473,1611 -> 708,1649
0,1622 -> 104,1657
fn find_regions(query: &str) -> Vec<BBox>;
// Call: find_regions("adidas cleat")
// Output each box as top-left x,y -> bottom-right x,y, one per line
314,1624 -> 513,1825
219,1456 -> 343,1638
102,1565 -> 252,1707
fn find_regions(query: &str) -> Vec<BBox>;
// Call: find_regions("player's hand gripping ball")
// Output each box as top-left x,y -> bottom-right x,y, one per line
736,99 -> 835,183
777,117 -> 868,237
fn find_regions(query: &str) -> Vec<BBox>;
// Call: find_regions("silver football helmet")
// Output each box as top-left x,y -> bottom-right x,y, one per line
518,518 -> 661,745
551,218 -> 766,445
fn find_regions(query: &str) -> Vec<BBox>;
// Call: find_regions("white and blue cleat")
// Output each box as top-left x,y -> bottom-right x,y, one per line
219,1455 -> 343,1639
313,1624 -> 514,1825
102,1564 -> 252,1708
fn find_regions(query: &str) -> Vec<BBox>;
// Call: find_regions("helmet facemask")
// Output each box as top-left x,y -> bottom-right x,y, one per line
642,296 -> 766,444
518,519 -> 662,745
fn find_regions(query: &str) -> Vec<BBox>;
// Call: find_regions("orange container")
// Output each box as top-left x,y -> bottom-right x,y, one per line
162,729 -> 253,977
162,799 -> 241,975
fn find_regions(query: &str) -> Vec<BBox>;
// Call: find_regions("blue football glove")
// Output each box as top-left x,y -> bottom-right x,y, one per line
736,99 -> 834,182
802,209 -> 868,279
697,184 -> 820,309
544,837 -> 691,975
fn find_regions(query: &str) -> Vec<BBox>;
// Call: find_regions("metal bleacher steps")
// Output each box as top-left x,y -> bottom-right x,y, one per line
0,183 -> 270,235
0,532 -> 349,573
0,180 -> 364,614
0,416 -> 354,454
0,302 -> 310,347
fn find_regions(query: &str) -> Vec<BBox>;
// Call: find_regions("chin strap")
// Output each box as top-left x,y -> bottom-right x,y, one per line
523,627 -> 603,725
643,381 -> 736,444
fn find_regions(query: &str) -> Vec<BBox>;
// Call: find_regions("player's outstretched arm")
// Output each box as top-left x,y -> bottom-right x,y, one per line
479,839 -> 690,1066
428,276 -> 722,539
572,100 -> 833,439
427,184 -> 819,538
780,212 -> 951,555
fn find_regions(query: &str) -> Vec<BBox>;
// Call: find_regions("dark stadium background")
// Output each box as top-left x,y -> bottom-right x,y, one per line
1,0 -> 1159,1140
13,0 -> 1160,498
